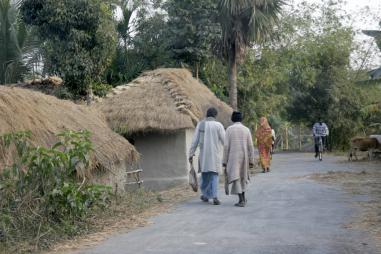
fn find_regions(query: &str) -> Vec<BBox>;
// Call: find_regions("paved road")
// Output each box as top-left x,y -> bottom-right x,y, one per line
74,153 -> 380,254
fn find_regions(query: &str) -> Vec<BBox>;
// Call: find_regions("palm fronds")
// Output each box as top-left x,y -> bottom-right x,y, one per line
0,0 -> 41,84
218,0 -> 284,61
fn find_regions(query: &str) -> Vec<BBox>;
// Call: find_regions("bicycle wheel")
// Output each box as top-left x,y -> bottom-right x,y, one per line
318,137 -> 323,161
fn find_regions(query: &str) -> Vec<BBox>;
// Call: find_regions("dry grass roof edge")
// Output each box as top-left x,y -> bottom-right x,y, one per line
96,68 -> 233,135
0,86 -> 138,175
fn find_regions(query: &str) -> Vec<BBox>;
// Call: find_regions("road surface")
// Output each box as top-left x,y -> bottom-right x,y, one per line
73,153 -> 380,254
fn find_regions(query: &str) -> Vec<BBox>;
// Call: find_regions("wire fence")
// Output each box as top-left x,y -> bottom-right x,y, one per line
257,124 -> 315,152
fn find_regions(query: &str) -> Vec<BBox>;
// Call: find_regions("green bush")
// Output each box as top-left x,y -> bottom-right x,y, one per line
53,86 -> 74,100
0,130 -> 112,251
92,82 -> 112,97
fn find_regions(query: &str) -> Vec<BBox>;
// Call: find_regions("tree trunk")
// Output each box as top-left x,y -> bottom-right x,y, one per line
195,62 -> 199,80
86,86 -> 93,106
228,51 -> 238,110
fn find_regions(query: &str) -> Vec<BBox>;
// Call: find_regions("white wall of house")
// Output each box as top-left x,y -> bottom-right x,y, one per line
133,128 -> 198,190
92,160 -> 130,193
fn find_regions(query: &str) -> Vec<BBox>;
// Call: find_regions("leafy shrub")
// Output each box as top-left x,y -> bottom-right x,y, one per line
0,130 -> 112,251
92,82 -> 112,97
53,86 -> 74,100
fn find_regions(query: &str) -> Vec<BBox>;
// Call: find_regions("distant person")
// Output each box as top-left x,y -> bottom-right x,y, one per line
312,120 -> 329,157
223,112 -> 254,207
256,117 -> 273,173
189,107 -> 225,205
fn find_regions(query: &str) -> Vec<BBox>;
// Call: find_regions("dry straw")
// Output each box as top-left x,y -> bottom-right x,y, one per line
96,68 -> 233,135
0,86 -> 138,175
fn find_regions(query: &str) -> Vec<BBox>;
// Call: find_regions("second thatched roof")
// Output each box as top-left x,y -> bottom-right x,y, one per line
0,86 -> 138,175
96,68 -> 233,135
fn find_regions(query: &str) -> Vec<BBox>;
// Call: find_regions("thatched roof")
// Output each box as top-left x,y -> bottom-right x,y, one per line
0,86 -> 138,174
8,76 -> 64,96
96,68 -> 233,135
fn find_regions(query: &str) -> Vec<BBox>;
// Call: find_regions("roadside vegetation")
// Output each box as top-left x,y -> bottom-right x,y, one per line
0,131 -> 111,252
0,130 -> 196,253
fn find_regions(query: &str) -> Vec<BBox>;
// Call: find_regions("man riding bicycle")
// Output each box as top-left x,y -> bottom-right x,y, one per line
312,120 -> 329,158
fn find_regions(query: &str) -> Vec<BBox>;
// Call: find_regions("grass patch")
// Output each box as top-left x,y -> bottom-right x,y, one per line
309,168 -> 381,248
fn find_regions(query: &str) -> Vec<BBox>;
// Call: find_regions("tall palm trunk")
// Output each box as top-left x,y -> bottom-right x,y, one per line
228,49 -> 238,110
0,0 -> 11,84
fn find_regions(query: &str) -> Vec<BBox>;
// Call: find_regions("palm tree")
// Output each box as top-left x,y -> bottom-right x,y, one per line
113,0 -> 150,50
218,0 -> 283,110
115,0 -> 135,50
0,0 -> 40,84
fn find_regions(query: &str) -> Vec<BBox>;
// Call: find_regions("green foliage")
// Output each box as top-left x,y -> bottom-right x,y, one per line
218,0 -> 284,109
53,86 -> 75,100
20,0 -> 117,96
106,0 -> 222,85
106,11 -> 172,85
0,0 -> 40,84
164,0 -> 220,75
0,130 -> 112,251
284,2 -> 362,149
238,48 -> 290,126
218,0 -> 284,60
92,82 -> 113,97
201,1 -> 376,150
202,56 -> 229,100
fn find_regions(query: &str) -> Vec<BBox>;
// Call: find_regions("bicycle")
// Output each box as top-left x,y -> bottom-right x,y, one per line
315,136 -> 324,161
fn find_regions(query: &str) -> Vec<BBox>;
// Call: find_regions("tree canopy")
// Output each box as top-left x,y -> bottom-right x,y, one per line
21,0 -> 117,97
0,0 -> 379,148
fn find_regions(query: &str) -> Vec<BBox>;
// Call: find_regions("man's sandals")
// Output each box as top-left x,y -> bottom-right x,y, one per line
200,195 -> 208,202
200,196 -> 221,205
234,201 -> 245,207
213,198 -> 221,205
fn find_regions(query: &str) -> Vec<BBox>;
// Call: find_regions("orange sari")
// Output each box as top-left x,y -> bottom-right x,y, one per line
256,117 -> 273,169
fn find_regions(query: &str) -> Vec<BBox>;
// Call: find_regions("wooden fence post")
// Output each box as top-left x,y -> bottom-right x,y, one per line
299,124 -> 302,151
285,126 -> 289,150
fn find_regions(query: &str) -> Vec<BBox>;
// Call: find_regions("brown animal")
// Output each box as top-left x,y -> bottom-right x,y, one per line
348,137 -> 380,161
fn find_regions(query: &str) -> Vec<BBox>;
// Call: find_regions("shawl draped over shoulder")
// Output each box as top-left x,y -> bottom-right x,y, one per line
255,117 -> 273,148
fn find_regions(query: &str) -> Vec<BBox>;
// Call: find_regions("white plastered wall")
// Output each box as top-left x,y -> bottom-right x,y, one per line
132,129 -> 198,190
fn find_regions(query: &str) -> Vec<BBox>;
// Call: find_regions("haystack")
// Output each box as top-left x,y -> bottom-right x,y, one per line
96,68 -> 233,190
0,86 -> 138,190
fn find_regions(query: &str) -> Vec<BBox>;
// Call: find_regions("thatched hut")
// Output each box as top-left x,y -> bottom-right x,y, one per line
0,86 -> 138,191
96,68 -> 232,190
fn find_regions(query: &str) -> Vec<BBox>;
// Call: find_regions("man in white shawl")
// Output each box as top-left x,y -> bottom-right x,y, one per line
223,111 -> 255,207
189,107 -> 225,205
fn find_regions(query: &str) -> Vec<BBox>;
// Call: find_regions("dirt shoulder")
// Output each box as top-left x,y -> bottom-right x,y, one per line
42,185 -> 197,254
307,163 -> 381,248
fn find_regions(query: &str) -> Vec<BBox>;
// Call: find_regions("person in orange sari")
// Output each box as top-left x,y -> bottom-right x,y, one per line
255,117 -> 273,173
